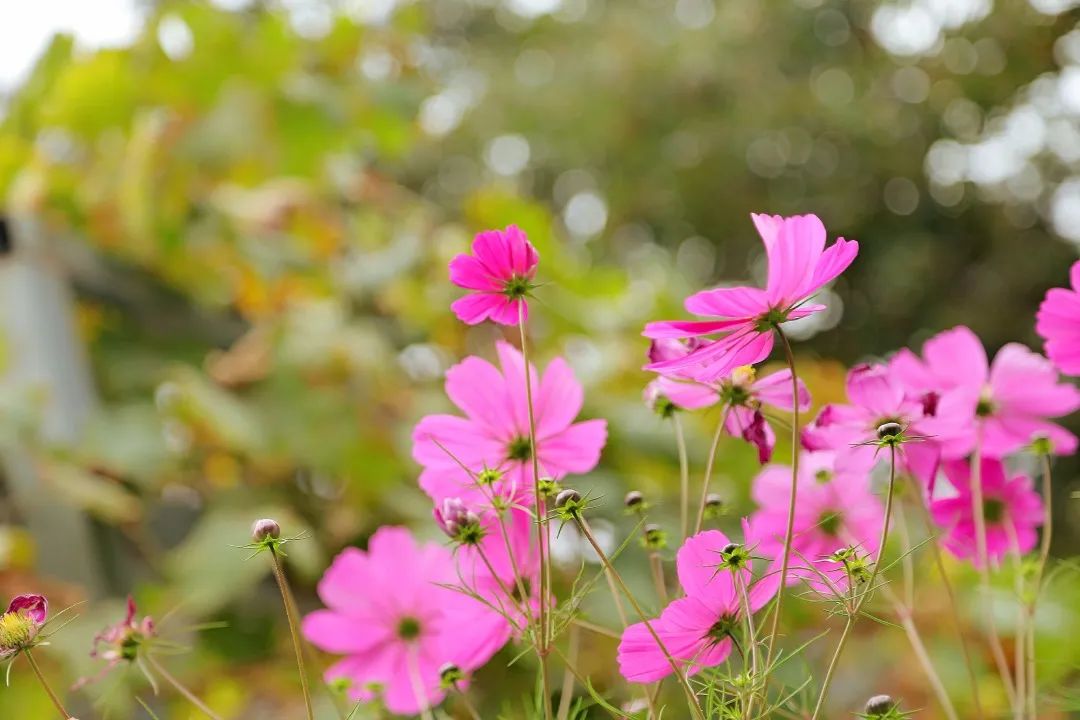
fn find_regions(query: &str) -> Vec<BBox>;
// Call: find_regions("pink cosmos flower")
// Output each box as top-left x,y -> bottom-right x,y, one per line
413,341 -> 607,506
802,363 -> 948,484
0,594 -> 47,660
302,527 -> 511,715
449,225 -> 539,326
891,326 -> 1080,458
749,451 -> 884,593
642,214 -> 858,382
930,458 -> 1043,567
1036,260 -> 1080,375
617,529 -> 779,683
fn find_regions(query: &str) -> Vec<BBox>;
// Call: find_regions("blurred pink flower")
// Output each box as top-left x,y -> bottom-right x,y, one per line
0,594 -> 47,660
802,363 -> 947,485
302,527 -> 510,715
891,326 -> 1080,458
74,596 -> 156,689
749,451 -> 883,593
449,225 -> 539,326
617,529 -> 778,683
413,341 -> 607,505
930,458 -> 1043,567
643,214 -> 857,382
1036,260 -> 1080,376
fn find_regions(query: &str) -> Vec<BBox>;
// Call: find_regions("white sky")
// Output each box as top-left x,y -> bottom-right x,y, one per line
0,0 -> 142,92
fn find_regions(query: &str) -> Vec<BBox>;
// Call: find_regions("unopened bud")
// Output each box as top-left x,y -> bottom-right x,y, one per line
434,499 -> 483,545
864,695 -> 896,716
537,478 -> 561,498
876,422 -> 903,442
703,493 -> 725,519
555,488 -> 582,509
251,518 -> 281,541
624,491 -> 645,510
642,524 -> 667,550
438,662 -> 464,687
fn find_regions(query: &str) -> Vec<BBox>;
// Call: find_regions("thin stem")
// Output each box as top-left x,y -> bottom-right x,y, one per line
1026,453 -> 1053,720
895,606 -> 960,720
693,407 -> 731,535
269,547 -> 315,720
911,481 -> 984,717
736,573 -> 760,720
809,617 -> 854,720
472,545 -> 527,634
762,326 -> 800,670
674,414 -> 690,541
811,445 -> 899,720
575,517 -> 705,720
452,681 -> 483,720
519,304 -> 554,720
1007,525 -> 1026,720
146,654 -> 224,720
970,431 -> 1018,708
24,649 -> 69,720
556,624 -> 580,720
601,555 -> 630,629
649,552 -> 668,606
895,499 -> 915,609
406,648 -> 436,720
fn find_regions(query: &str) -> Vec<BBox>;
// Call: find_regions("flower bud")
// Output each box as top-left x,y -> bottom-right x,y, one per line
623,491 -> 645,510
537,478 -> 561,498
876,422 -> 903,442
864,694 -> 896,716
554,488 -> 585,520
555,488 -> 582,509
703,493 -> 725,519
438,662 -> 464,687
642,523 -> 667,550
434,499 -> 484,545
251,518 -> 281,541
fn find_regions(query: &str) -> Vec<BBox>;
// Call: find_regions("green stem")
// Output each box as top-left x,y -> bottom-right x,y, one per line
270,547 -> 315,720
910,480 -> 984,717
556,624 -> 580,720
969,429 -> 1018,709
693,407 -> 730,535
673,414 -> 690,542
24,649 -> 69,720
762,326 -> 800,671
518,303 -> 554,720
146,654 -> 224,720
1026,453 -> 1053,720
452,681 -> 483,720
575,517 -> 704,720
811,445 -> 898,720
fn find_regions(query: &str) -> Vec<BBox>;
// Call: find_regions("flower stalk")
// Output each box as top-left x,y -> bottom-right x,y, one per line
24,649 -> 70,720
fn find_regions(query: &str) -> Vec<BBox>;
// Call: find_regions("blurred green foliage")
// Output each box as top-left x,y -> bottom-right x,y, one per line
1,0 -> 1079,717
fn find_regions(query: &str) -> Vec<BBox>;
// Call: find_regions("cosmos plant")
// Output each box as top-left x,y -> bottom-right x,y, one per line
7,215 -> 1075,720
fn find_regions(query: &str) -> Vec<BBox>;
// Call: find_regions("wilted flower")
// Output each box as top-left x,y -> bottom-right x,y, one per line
449,225 -> 539,326
0,594 -> 47,660
643,213 -> 857,382
75,596 -> 156,688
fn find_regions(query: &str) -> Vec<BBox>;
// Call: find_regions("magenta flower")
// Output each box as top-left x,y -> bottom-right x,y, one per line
749,451 -> 883,593
449,225 -> 539,326
643,214 -> 857,382
0,594 -> 47,660
302,527 -> 511,715
1036,260 -> 1080,375
413,341 -> 607,505
802,363 -> 947,484
891,326 -> 1080,458
930,458 -> 1043,567
617,529 -> 779,683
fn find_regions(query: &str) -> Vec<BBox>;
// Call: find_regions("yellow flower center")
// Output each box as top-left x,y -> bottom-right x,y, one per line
0,612 -> 34,649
